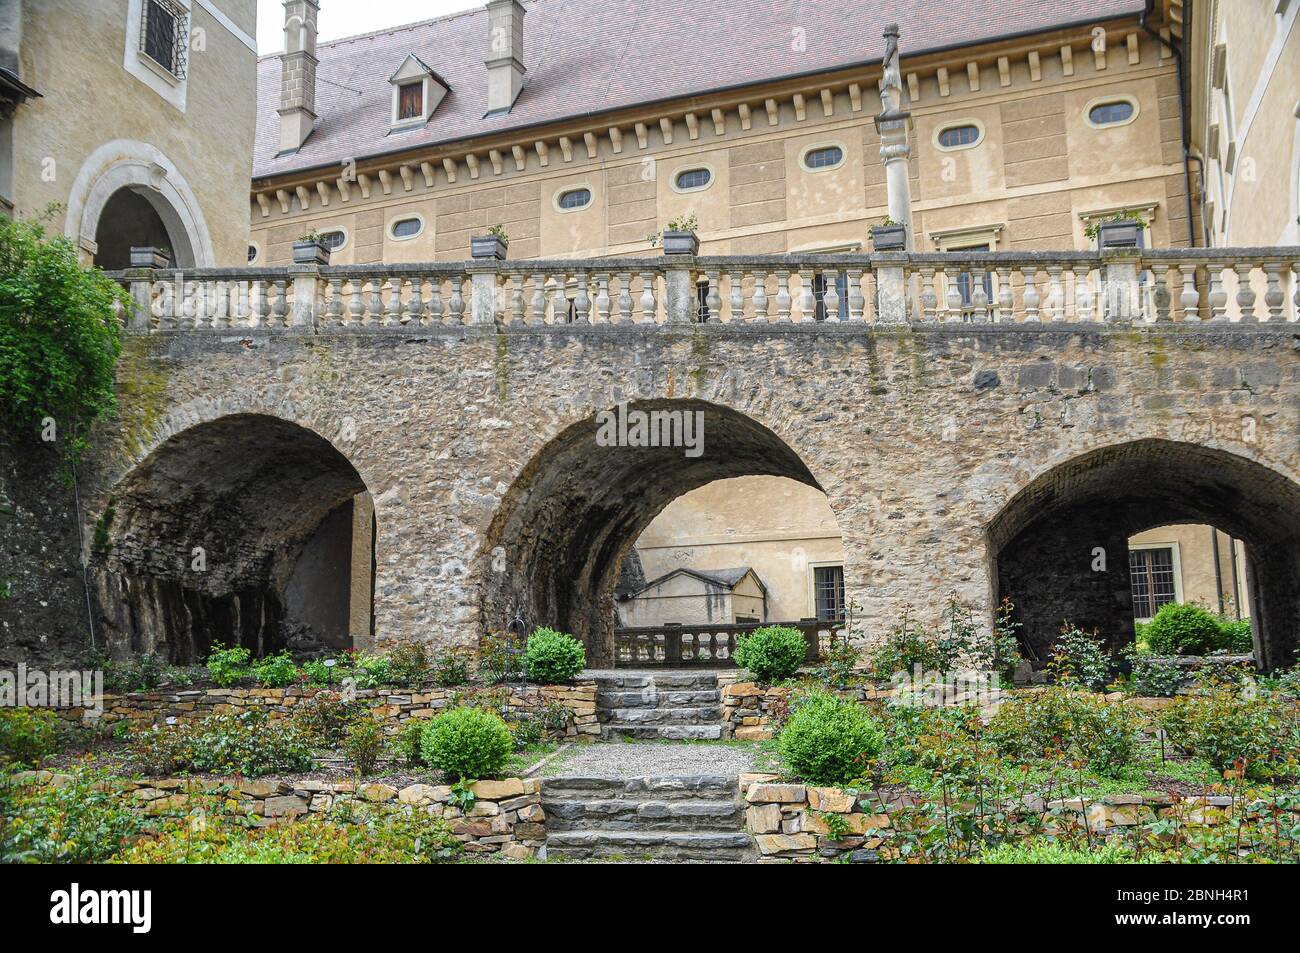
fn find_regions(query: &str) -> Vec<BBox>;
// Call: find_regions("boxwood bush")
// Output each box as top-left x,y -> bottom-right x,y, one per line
524,627 -> 586,683
420,707 -> 513,781
734,625 -> 807,682
777,689 -> 884,786
1145,602 -> 1245,656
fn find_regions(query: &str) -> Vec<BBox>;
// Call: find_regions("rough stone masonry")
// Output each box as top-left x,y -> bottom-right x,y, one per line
2,322 -> 1298,668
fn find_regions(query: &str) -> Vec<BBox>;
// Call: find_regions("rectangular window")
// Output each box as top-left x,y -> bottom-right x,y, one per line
813,565 -> 845,622
1129,548 -> 1177,619
398,82 -> 424,121
949,242 -> 994,317
141,0 -> 188,78
813,272 -> 849,321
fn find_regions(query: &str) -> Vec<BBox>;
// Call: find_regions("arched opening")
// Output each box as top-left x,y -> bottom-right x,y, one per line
91,414 -> 374,663
481,400 -> 837,667
988,439 -> 1300,669
92,187 -> 181,270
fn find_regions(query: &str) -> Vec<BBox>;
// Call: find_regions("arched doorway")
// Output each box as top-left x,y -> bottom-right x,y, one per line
988,439 -> 1300,669
92,187 -> 178,270
480,400 -> 835,666
91,414 -> 373,662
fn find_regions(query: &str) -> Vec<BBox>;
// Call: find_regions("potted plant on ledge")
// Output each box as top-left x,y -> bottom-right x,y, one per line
651,214 -> 699,255
471,224 -> 509,260
870,216 -> 906,251
1085,210 -> 1148,251
293,230 -> 331,265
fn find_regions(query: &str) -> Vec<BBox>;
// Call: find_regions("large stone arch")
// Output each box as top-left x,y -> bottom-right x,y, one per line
90,412 -> 372,663
986,438 -> 1300,669
63,139 -> 214,268
479,398 -> 836,666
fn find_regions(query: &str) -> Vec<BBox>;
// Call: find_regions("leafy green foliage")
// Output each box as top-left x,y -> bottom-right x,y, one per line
868,607 -> 946,680
431,648 -> 471,687
734,625 -> 808,682
128,710 -> 313,777
868,596 -> 995,681
1218,616 -> 1254,654
1157,673 -> 1299,776
0,213 -> 124,466
1122,645 -> 1185,697
1046,623 -> 1112,691
419,707 -> 513,781
976,838 -> 1142,864
991,597 -> 1024,681
205,645 -> 251,687
1,770 -> 143,863
252,651 -> 299,688
290,690 -> 362,748
985,687 -> 1143,776
0,707 -> 66,768
341,719 -> 386,776
386,642 -> 432,685
478,633 -> 526,684
777,689 -> 885,786
524,627 -> 586,683
814,637 -> 863,689
393,719 -> 428,768
1146,602 -> 1243,655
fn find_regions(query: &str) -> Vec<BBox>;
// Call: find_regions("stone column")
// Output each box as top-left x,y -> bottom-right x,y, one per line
288,263 -> 322,327
662,239 -> 696,323
349,491 -> 374,652
874,25 -> 914,248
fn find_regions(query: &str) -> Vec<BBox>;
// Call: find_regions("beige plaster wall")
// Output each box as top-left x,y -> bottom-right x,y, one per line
1128,524 -> 1251,619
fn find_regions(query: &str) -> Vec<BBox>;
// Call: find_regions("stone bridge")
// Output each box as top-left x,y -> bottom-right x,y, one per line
4,248 -> 1300,670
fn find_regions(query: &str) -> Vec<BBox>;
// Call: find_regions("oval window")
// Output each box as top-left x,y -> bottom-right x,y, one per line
247,244 -> 258,263
557,187 -> 592,210
802,145 -> 844,171
390,217 -> 422,239
320,230 -> 347,250
1089,100 -> 1135,126
937,124 -> 981,149
674,168 -> 711,191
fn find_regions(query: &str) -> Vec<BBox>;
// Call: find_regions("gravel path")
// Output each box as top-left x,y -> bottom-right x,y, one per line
541,741 -> 773,779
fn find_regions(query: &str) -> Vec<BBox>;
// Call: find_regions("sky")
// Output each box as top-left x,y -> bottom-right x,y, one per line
256,0 -> 480,55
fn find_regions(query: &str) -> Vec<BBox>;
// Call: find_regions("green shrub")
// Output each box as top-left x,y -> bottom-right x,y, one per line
431,649 -> 471,687
351,652 -> 394,688
1145,602 -> 1229,655
420,707 -> 514,781
985,686 -> 1143,776
1219,617 -> 1254,654
1122,645 -> 1186,697
777,689 -> 885,786
205,644 -> 252,687
290,690 -> 362,748
1046,624 -> 1112,691
2,769 -> 143,863
342,719 -> 386,776
1158,676 -> 1295,776
524,627 -> 586,683
0,707 -> 66,767
130,710 -> 313,777
479,633 -> 526,684
387,643 -> 432,685
0,213 -> 125,467
734,625 -> 808,683
867,607 -> 945,680
815,637 -> 863,689
394,720 -> 428,768
976,838 -> 1142,864
252,651 -> 299,688
302,654 -> 351,687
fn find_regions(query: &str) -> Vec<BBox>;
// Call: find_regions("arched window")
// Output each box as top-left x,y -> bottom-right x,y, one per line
801,145 -> 844,171
556,187 -> 593,211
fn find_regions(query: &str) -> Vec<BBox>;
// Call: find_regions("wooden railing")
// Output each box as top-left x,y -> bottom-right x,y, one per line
611,620 -> 836,668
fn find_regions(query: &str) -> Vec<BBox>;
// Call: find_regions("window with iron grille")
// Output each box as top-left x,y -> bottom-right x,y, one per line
1129,548 -> 1177,619
813,565 -> 845,622
141,0 -> 189,79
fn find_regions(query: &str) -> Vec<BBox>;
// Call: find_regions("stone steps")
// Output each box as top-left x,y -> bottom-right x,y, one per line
541,775 -> 755,861
594,671 -> 725,742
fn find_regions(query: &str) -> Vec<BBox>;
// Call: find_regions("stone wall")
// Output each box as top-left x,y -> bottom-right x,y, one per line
56,681 -> 600,739
10,770 -> 546,858
740,775 -> 1271,863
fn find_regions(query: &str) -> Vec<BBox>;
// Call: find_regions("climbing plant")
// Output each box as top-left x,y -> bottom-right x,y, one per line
0,210 -> 125,467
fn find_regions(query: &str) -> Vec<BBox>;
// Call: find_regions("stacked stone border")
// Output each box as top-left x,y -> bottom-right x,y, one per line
55,680 -> 600,739
740,774 -> 1258,863
10,770 -> 546,858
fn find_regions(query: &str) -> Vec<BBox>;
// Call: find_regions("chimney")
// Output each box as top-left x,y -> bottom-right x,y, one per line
278,0 -> 320,154
485,0 -> 525,115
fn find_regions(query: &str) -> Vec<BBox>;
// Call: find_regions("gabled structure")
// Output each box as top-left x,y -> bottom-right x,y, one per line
618,567 -> 768,627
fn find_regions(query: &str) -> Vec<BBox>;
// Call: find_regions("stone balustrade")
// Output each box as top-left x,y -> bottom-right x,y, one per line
109,248 -> 1300,330
53,681 -> 600,739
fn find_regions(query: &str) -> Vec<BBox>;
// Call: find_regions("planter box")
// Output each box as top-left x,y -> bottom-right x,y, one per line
870,225 -> 906,251
1096,220 -> 1142,250
471,235 -> 509,260
661,230 -> 699,256
129,246 -> 171,269
292,240 -> 331,266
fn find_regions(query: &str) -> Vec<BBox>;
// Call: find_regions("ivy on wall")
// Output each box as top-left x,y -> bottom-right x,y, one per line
0,210 -> 124,467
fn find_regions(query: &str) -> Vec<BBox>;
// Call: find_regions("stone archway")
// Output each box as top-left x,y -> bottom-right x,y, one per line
988,439 -> 1300,669
479,399 -> 828,666
91,413 -> 372,662
64,139 -> 213,268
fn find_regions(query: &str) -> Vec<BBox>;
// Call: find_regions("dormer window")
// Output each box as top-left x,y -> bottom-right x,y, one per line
388,53 -> 449,131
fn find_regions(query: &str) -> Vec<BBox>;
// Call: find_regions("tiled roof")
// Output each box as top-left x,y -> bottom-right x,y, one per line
253,0 -> 1145,180
628,566 -> 763,597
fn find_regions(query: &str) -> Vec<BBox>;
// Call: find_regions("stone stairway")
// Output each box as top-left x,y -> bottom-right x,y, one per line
540,776 -> 755,862
594,671 -> 725,740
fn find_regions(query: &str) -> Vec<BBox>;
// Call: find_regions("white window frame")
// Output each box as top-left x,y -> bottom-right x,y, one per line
247,241 -> 261,264
318,227 -> 349,252
1129,541 -> 1184,621
670,164 -> 715,194
554,184 -> 595,213
123,0 -> 191,111
799,142 -> 847,173
1084,94 -> 1140,129
387,213 -> 425,241
933,118 -> 986,152
388,55 -> 448,131
807,561 -> 846,622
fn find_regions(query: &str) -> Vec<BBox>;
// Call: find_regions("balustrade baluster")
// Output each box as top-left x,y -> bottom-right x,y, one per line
552,275 -> 570,323
944,269 -> 962,322
705,269 -> 722,323
728,270 -> 744,322
823,269 -> 840,322
1262,261 -> 1285,323
272,279 -> 288,328
971,266 -> 989,322
1046,266 -> 1065,322
776,271 -> 792,323
797,271 -> 813,323
449,277 -> 466,325
752,272 -> 769,323
1208,266 -> 1228,322
1231,264 -> 1255,322
996,267 -> 1013,323
639,271 -> 657,323
509,274 -> 526,325
919,267 -> 937,322
1177,264 -> 1200,322
616,272 -> 633,324
848,270 -> 865,322
1022,267 -> 1039,323
1075,267 -> 1094,322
